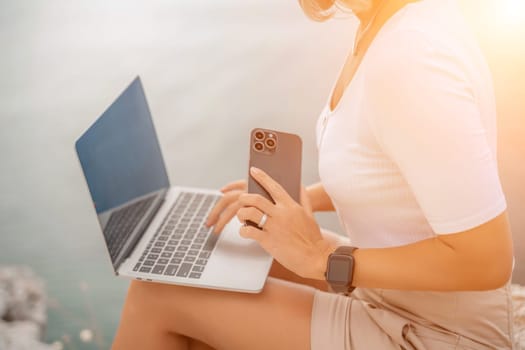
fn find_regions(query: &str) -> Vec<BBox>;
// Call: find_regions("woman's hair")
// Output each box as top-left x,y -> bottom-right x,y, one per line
299,0 -> 374,22
298,0 -> 336,21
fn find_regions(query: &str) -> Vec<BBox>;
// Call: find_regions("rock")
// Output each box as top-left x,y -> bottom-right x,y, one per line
0,289 -> 8,318
0,321 -> 55,350
0,266 -> 51,350
0,266 -> 47,329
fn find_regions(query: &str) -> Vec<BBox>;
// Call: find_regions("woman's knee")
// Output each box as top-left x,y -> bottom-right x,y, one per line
124,281 -> 173,323
127,280 -> 159,302
125,280 -> 201,323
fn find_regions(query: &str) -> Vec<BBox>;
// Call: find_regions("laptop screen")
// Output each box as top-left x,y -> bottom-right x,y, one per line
75,77 -> 170,215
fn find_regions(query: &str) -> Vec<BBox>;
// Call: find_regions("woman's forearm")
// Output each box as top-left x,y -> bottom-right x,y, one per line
306,183 -> 335,212
315,212 -> 513,291
352,213 -> 514,291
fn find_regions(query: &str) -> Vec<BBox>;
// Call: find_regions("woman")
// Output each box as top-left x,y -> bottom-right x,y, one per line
112,0 -> 515,349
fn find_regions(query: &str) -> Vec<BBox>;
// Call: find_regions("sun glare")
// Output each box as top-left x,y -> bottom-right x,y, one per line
502,0 -> 525,27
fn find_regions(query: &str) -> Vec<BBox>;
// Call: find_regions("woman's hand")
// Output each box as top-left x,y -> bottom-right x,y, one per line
206,179 -> 247,234
236,167 -> 336,280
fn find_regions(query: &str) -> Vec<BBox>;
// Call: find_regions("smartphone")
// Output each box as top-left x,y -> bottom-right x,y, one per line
247,128 -> 302,227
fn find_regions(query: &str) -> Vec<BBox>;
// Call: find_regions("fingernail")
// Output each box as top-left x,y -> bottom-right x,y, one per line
250,166 -> 260,174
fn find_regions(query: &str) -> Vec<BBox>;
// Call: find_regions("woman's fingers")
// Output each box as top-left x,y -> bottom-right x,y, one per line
249,167 -> 292,205
212,201 -> 242,234
220,180 -> 247,193
207,179 -> 247,228
236,207 -> 268,229
239,224 -> 265,242
238,193 -> 275,217
206,190 -> 243,227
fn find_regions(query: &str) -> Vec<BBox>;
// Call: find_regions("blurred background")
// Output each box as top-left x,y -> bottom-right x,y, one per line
0,0 -> 523,348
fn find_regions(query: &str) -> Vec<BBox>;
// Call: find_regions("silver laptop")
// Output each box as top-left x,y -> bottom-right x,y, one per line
75,76 -> 273,293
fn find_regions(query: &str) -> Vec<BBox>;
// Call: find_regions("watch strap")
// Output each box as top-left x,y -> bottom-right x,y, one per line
334,246 -> 357,256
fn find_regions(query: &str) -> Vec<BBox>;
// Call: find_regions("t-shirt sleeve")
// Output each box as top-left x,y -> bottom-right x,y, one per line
363,29 -> 506,234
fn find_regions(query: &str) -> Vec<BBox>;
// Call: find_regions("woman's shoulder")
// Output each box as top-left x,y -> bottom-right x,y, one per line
370,0 -> 476,61
384,0 -> 469,40
364,0 -> 485,89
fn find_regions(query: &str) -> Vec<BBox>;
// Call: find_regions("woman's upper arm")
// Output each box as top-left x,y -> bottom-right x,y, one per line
363,29 -> 507,235
359,30 -> 514,288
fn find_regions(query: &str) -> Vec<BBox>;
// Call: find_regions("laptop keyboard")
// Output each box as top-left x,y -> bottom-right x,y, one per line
133,192 -> 221,280
104,195 -> 156,263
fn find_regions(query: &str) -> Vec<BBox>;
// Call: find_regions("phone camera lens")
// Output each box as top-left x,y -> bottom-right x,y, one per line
265,138 -> 276,149
254,142 -> 264,152
254,131 -> 265,141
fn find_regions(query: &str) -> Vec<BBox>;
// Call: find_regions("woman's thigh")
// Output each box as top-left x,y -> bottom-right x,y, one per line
113,276 -> 316,350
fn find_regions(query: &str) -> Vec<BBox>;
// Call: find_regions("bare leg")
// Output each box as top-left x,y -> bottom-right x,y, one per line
112,229 -> 346,349
112,277 -> 315,350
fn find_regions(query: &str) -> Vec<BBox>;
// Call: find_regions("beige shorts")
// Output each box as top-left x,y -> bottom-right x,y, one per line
311,285 -> 515,350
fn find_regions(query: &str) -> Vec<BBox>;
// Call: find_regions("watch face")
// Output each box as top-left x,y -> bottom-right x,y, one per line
327,256 -> 351,283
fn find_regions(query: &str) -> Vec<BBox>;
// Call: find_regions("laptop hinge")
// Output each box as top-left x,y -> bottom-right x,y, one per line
113,189 -> 167,272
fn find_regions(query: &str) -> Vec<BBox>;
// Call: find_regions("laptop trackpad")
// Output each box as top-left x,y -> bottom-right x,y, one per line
202,219 -> 273,292
213,218 -> 270,260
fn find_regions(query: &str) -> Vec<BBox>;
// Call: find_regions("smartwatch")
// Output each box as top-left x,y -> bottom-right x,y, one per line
325,246 -> 358,295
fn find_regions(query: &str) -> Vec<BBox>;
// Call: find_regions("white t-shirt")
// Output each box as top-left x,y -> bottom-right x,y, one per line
316,0 -> 506,248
